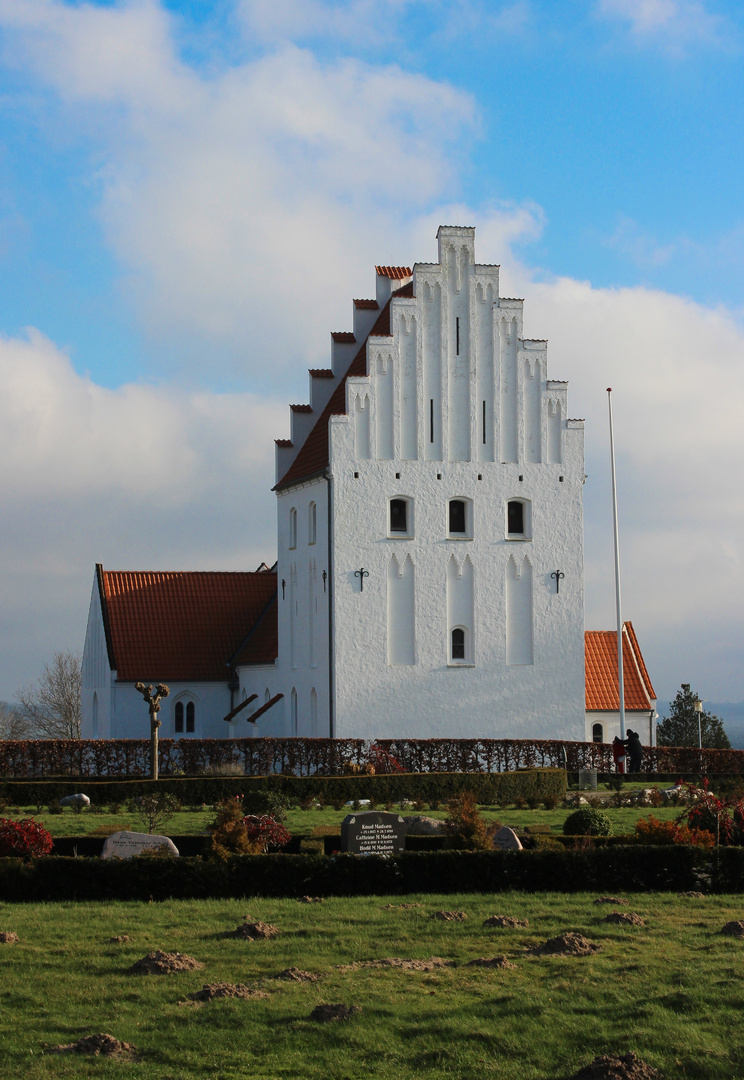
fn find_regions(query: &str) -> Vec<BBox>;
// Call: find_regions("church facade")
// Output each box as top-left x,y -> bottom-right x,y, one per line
81,226 -> 652,744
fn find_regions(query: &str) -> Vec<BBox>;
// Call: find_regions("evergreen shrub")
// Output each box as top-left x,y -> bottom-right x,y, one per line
0,768 -> 566,809
1,844 -> 742,902
563,807 -> 613,836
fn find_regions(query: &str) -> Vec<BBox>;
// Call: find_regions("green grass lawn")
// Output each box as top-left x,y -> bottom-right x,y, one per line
5,801 -> 684,839
1,891 -> 743,1078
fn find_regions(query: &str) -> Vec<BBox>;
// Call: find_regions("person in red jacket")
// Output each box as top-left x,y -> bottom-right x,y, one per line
612,736 -> 626,773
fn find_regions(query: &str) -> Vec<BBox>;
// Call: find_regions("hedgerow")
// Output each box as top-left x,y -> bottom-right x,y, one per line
1,845 -> 743,901
1,736 -> 742,778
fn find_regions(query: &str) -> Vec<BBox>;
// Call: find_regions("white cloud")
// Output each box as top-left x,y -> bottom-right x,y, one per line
596,0 -> 736,54
0,327 -> 283,698
0,0 -> 477,389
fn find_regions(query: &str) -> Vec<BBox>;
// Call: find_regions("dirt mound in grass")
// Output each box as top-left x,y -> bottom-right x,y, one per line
680,891 -> 706,898
483,915 -> 528,928
720,920 -> 744,938
594,897 -> 627,905
108,935 -> 131,944
298,896 -> 323,903
571,1051 -> 663,1078
275,967 -> 322,982
224,921 -> 279,940
310,1003 -> 361,1022
0,931 -> 19,944
466,956 -> 516,969
128,951 -> 203,975
187,983 -> 268,1002
432,910 -> 467,921
51,1033 -> 137,1059
602,912 -> 645,927
337,956 -> 452,973
529,933 -> 602,957
382,902 -> 421,910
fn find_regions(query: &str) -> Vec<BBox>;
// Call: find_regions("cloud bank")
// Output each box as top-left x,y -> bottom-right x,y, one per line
0,0 -> 741,704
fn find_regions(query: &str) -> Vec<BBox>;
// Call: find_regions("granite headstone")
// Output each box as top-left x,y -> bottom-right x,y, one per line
101,831 -> 179,859
59,793 -> 91,808
493,825 -> 523,851
341,812 -> 406,854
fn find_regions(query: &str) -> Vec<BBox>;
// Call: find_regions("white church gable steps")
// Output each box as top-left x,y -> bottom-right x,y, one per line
273,225 -> 587,740
82,226 -> 656,746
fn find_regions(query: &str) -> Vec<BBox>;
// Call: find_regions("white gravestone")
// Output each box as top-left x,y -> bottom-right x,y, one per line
493,826 -> 523,851
59,793 -> 90,808
101,831 -> 179,860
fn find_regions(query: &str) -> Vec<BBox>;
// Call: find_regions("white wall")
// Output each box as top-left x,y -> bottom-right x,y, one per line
275,477 -> 330,736
81,574 -> 113,739
585,711 -> 656,747
322,226 -> 586,739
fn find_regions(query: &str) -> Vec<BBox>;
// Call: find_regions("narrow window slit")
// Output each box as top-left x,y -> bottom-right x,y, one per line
429,399 -> 434,443
456,317 -> 460,355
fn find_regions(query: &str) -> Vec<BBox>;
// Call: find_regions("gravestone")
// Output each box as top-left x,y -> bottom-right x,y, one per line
578,768 -> 597,791
493,825 -> 523,851
101,831 -> 179,860
59,793 -> 90,808
341,812 -> 406,855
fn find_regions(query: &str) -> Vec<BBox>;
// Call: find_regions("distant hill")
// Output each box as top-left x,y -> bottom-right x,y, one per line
656,701 -> 744,750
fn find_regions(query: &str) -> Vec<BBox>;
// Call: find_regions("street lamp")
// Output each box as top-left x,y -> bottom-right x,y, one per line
694,697 -> 703,774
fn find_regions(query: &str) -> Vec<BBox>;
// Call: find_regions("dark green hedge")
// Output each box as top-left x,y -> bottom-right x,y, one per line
0,768 -> 566,808
1,844 -> 740,902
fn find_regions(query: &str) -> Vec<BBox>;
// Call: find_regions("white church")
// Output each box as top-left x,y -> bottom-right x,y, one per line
81,226 -> 656,745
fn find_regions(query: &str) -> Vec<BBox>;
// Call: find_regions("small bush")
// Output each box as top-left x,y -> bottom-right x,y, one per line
635,815 -> 715,849
46,804 -> 63,815
445,792 -> 498,851
543,795 -> 559,810
563,808 -> 613,837
126,792 -> 181,835
0,817 -> 53,858
243,814 -> 291,852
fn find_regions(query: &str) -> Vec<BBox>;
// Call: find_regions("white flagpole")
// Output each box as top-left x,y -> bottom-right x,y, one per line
607,388 -> 626,743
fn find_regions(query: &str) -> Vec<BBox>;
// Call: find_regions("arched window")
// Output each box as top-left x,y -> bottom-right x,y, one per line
451,627 -> 466,661
592,723 -> 603,744
174,697 -> 196,735
506,499 -> 531,539
308,502 -> 317,545
265,687 -> 271,704
92,692 -> 99,738
389,497 -> 413,536
291,688 -> 298,736
448,497 -> 473,538
289,507 -> 297,549
310,688 -> 318,734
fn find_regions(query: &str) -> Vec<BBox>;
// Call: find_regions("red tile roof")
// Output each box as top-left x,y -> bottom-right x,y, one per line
353,299 -> 379,309
375,266 -> 412,279
585,623 -> 656,711
98,569 -> 277,682
309,368 -> 334,378
275,298 -> 393,490
290,403 -> 312,413
331,332 -> 356,343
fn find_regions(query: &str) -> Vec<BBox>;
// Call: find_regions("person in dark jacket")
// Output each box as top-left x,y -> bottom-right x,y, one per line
624,729 -> 643,773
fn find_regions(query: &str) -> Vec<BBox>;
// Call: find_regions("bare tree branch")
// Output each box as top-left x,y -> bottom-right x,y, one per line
0,702 -> 33,740
17,651 -> 82,740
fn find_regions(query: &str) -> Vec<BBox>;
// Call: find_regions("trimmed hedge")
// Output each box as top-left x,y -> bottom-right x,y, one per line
0,768 -> 566,808
0,845 -> 740,901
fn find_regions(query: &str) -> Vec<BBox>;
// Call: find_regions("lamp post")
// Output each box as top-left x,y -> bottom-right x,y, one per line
694,697 -> 703,774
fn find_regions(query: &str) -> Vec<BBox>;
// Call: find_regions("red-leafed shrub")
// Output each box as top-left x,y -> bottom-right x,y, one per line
243,814 -> 291,852
367,743 -> 405,774
0,817 -> 53,858
635,814 -> 714,849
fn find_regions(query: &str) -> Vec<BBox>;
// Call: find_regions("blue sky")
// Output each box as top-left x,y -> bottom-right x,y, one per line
0,0 -> 742,707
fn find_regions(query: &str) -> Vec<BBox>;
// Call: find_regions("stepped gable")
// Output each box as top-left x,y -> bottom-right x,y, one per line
275,295 -> 395,490
98,568 -> 277,681
585,623 -> 656,711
